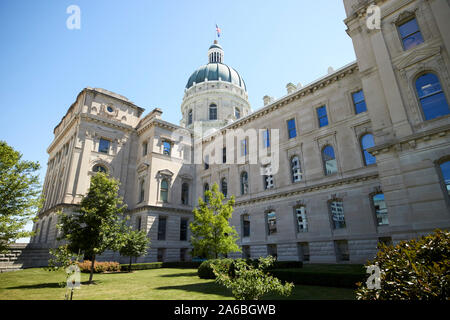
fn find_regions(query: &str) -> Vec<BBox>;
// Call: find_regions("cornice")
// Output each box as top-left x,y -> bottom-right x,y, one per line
234,172 -> 379,207
47,115 -> 79,154
128,204 -> 193,215
137,118 -> 192,137
369,123 -> 450,155
80,113 -> 135,133
219,62 -> 359,133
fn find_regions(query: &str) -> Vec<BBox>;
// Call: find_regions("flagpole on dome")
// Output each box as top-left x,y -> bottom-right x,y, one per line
215,24 -> 221,39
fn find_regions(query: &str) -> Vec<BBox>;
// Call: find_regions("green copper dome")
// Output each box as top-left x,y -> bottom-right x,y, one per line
186,63 -> 247,91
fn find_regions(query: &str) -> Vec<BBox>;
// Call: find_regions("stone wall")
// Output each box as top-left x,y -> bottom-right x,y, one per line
0,243 -> 51,272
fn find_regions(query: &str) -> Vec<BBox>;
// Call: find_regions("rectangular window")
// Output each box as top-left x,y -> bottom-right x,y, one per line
98,138 -> 110,154
295,207 -> 308,232
398,17 -> 424,50
352,90 -> 367,114
316,106 -> 328,128
378,237 -> 393,247
297,242 -> 310,261
267,244 -> 277,259
330,200 -> 346,229
242,215 -> 250,238
180,218 -> 188,241
180,248 -> 187,262
241,139 -> 248,156
267,211 -> 277,235
373,193 -> 389,226
263,166 -> 274,189
142,142 -> 148,156
204,155 -> 209,170
157,248 -> 165,262
163,141 -> 171,156
263,129 -> 270,148
335,240 -> 349,261
242,246 -> 251,259
287,119 -> 297,139
158,216 -> 167,240
222,147 -> 226,164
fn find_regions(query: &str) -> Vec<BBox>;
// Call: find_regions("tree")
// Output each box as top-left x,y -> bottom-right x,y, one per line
0,141 -> 41,253
119,228 -> 150,272
212,256 -> 294,300
190,183 -> 240,259
356,229 -> 449,300
58,172 -> 127,283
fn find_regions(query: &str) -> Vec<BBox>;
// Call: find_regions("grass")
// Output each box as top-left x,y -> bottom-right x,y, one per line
0,267 -> 356,300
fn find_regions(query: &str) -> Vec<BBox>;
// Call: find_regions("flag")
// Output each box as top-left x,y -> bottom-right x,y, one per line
216,24 -> 221,37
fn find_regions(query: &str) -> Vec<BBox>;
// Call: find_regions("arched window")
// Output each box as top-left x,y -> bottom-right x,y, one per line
221,178 -> 228,197
291,156 -> 302,182
415,73 -> 450,120
241,172 -> 248,195
235,107 -> 240,119
372,193 -> 389,226
139,179 -> 145,203
181,183 -> 189,205
209,104 -> 217,120
361,134 -> 376,166
322,145 -> 337,175
93,164 -> 107,173
204,183 -> 210,202
160,179 -> 169,203
188,109 -> 193,125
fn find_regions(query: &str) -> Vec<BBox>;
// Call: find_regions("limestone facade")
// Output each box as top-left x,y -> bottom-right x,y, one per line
31,0 -> 450,264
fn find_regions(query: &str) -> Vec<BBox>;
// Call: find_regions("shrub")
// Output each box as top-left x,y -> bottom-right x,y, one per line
198,259 -> 235,279
356,229 -> 449,300
213,256 -> 294,300
77,260 -> 120,273
197,258 -> 303,279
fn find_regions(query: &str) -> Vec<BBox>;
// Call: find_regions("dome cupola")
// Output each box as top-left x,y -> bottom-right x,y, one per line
181,40 -> 251,131
185,40 -> 247,91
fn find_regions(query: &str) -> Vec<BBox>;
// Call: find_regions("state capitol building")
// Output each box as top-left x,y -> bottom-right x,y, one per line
31,0 -> 450,264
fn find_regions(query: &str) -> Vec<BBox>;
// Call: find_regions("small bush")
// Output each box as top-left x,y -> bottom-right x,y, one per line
77,261 -> 120,273
198,259 -> 235,279
356,229 -> 450,300
198,258 -> 303,279
213,256 -> 294,300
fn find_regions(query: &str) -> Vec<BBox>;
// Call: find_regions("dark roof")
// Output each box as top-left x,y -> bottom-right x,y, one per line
186,63 -> 246,91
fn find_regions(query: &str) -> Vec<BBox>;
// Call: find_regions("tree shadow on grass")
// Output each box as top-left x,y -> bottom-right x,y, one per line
8,280 -> 100,290
160,272 -> 198,278
7,282 -> 63,290
155,282 -> 233,298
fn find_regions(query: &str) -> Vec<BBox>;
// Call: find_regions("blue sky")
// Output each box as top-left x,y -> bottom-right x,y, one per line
0,0 -> 355,240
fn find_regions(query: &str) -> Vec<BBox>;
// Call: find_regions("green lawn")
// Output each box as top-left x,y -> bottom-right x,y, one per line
0,267 -> 356,300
